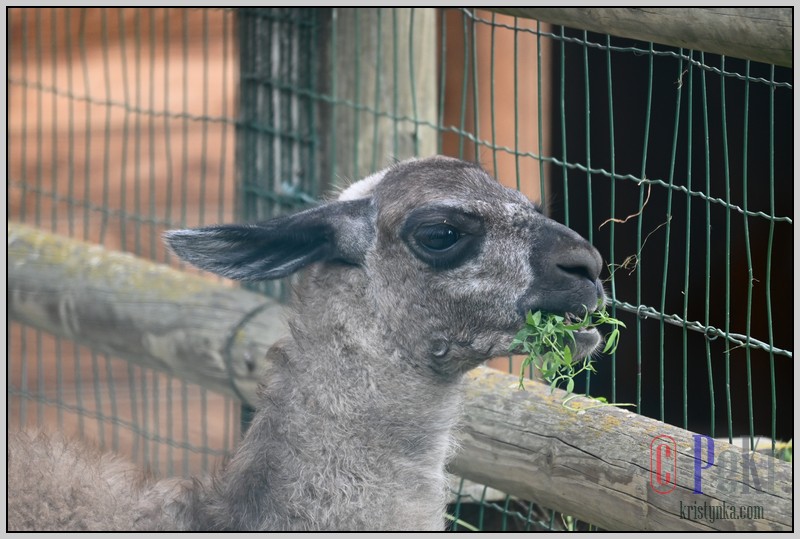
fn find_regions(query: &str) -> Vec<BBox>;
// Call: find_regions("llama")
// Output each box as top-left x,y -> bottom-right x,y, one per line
8,156 -> 605,531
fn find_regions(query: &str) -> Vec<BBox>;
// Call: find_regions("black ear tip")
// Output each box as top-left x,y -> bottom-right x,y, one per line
163,228 -> 206,259
162,229 -> 185,247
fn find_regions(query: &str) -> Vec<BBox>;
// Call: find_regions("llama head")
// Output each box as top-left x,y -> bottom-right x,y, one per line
165,156 -> 605,379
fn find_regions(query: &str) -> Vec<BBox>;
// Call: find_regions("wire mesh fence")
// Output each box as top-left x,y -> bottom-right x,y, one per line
7,7 -> 793,531
7,7 -> 241,479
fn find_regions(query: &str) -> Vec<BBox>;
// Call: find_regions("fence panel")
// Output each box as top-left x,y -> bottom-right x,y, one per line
7,7 -> 792,531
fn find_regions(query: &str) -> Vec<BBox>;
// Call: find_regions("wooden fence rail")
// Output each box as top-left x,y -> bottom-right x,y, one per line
7,223 -> 792,531
488,8 -> 792,68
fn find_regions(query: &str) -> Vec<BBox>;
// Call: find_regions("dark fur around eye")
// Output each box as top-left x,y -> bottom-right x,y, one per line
400,206 -> 484,270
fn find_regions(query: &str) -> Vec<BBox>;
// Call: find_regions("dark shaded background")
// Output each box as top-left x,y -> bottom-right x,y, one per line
550,31 -> 793,441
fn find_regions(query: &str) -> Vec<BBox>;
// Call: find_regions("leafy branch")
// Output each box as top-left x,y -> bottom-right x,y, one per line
510,302 -> 625,395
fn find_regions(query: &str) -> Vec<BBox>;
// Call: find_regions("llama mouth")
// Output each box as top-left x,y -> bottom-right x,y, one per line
563,311 -> 594,329
563,311 -> 585,326
561,310 -> 602,360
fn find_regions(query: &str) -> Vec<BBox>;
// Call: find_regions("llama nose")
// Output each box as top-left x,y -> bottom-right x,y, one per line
555,244 -> 603,284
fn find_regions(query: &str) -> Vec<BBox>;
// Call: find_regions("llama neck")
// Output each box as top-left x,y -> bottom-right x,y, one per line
197,266 -> 465,530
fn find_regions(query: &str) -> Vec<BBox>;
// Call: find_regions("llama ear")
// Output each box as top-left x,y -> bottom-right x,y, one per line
164,198 -> 375,281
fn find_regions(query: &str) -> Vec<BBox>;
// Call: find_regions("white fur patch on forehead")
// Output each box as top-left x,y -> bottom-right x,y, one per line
337,166 -> 392,201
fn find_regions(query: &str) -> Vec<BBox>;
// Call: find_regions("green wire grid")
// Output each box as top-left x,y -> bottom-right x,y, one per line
6,7 -> 792,531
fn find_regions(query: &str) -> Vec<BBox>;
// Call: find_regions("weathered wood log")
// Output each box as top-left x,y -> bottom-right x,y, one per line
8,222 -> 286,406
487,8 -> 792,68
7,223 -> 792,530
451,367 -> 792,531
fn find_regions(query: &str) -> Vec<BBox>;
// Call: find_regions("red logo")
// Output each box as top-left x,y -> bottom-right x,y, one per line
650,435 -> 677,494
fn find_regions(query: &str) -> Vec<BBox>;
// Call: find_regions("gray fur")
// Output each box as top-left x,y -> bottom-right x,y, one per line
8,156 -> 605,531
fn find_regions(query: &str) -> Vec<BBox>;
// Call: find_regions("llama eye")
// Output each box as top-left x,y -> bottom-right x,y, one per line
401,206 -> 484,270
415,224 -> 461,251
